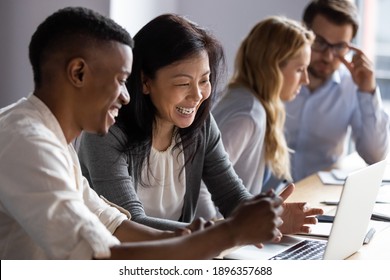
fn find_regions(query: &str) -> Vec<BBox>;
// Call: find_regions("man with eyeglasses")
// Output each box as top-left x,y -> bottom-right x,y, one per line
284,0 -> 390,181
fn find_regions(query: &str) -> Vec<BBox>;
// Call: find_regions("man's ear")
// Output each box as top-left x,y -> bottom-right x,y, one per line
141,72 -> 151,95
68,58 -> 86,87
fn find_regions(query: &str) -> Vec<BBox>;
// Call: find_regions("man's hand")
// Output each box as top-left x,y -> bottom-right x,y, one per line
226,193 -> 284,247
278,183 -> 324,234
338,45 -> 376,94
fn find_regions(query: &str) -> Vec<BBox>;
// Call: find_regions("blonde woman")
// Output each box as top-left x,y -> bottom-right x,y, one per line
197,16 -> 315,219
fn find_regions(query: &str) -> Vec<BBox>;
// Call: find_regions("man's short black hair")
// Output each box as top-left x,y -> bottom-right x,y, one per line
29,6 -> 134,88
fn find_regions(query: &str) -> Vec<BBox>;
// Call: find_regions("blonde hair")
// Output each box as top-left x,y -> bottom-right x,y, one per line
229,16 -> 314,180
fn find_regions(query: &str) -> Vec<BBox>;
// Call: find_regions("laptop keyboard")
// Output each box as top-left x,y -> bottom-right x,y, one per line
269,239 -> 327,260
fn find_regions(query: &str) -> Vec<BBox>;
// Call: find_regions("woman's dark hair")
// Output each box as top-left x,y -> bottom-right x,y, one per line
116,13 -> 226,185
303,0 -> 359,38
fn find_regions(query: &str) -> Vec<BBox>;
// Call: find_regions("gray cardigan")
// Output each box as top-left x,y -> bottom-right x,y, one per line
78,114 -> 251,231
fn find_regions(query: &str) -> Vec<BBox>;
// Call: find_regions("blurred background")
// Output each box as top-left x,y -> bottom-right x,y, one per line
0,0 -> 388,109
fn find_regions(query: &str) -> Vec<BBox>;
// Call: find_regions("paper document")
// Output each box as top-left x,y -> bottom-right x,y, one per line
317,171 -> 344,185
318,164 -> 390,186
377,185 -> 390,204
298,220 -> 390,238
372,204 -> 390,221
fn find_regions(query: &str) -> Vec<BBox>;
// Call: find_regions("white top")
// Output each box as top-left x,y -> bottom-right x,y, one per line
0,95 -> 129,259
137,139 -> 186,221
195,87 -> 267,219
213,87 -> 267,193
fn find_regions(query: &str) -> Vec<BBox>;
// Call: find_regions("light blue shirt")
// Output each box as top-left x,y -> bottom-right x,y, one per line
285,66 -> 390,181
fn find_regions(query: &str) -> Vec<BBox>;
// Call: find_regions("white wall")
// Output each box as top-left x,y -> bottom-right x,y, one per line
176,0 -> 310,76
0,0 -> 110,107
0,0 -> 309,107
110,0 -> 177,38
110,0 -> 310,78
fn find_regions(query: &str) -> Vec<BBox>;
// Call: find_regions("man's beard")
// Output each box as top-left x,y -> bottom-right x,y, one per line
308,64 -> 330,82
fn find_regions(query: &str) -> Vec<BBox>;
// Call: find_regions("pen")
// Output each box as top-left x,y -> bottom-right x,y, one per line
316,215 -> 334,223
320,201 -> 339,206
371,212 -> 390,222
321,200 -> 390,205
363,227 -> 376,244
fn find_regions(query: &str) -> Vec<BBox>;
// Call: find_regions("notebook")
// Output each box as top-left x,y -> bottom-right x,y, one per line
224,160 -> 387,260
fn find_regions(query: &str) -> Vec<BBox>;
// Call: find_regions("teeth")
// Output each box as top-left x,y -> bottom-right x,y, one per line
176,106 -> 194,115
110,108 -> 119,118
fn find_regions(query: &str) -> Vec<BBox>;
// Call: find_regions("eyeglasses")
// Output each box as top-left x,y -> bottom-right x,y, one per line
311,35 -> 350,56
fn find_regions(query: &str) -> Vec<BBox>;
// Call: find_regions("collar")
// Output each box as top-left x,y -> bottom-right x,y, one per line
28,94 -> 68,148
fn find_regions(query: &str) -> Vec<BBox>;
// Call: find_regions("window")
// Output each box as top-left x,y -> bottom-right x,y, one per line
356,0 -> 390,104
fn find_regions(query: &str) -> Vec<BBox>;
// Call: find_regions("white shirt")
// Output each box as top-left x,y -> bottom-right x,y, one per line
285,66 -> 390,181
0,95 -> 129,259
195,87 -> 267,220
137,139 -> 186,221
213,87 -> 267,193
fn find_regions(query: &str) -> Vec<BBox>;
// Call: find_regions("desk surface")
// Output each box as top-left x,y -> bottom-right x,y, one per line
286,169 -> 390,260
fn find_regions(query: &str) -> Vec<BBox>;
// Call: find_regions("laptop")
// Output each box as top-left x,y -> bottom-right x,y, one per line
224,160 -> 387,260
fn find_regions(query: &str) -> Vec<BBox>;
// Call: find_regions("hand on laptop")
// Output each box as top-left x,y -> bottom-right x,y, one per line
278,183 -> 325,234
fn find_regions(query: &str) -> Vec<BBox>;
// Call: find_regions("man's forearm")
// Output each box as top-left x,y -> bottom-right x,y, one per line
113,220 -> 176,243
108,221 -> 235,260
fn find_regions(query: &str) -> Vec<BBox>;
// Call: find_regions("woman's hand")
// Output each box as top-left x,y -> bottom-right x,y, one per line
278,183 -> 324,234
